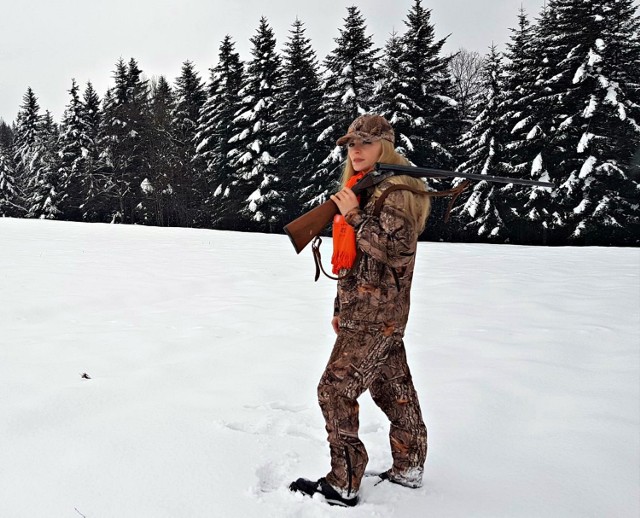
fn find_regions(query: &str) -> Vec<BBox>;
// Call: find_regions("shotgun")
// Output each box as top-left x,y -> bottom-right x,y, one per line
283,162 -> 554,254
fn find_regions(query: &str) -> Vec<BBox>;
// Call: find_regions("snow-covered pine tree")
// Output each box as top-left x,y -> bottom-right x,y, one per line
82,82 -> 101,142
13,89 -> 61,219
275,18 -> 325,219
99,59 -> 130,222
151,76 -> 174,137
13,87 -> 41,181
12,89 -> 38,218
400,0 -> 460,170
99,58 -> 153,223
194,36 -> 244,230
501,6 -> 564,244
28,110 -> 61,219
372,31 -> 415,157
0,143 -> 20,217
228,17 -> 283,232
552,0 -> 640,245
605,0 -> 640,243
171,61 -> 207,227
78,81 -> 105,222
315,6 -> 379,192
453,45 -> 512,243
0,119 -> 21,217
500,9 -> 547,243
58,79 -> 90,221
501,8 -> 543,171
146,75 -> 178,226
398,0 -> 462,241
604,0 -> 640,178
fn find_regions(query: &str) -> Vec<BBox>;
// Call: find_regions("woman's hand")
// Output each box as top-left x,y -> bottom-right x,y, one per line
331,315 -> 340,334
330,187 -> 359,216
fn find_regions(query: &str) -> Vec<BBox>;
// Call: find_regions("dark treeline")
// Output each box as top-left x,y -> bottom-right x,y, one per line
0,0 -> 638,246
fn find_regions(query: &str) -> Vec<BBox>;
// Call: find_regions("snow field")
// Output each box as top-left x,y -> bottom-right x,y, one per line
0,218 -> 638,517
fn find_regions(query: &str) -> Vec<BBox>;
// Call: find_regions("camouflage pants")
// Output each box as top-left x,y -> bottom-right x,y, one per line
317,327 -> 428,493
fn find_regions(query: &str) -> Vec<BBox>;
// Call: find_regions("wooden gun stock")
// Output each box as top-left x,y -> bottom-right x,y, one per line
283,199 -> 339,254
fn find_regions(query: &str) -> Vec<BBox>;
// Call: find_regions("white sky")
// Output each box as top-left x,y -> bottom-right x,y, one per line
0,0 -> 547,123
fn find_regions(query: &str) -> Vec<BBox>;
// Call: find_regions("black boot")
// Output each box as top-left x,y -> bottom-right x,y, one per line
289,477 -> 359,507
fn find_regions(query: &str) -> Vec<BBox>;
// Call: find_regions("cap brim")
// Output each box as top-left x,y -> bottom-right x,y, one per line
336,134 -> 354,146
336,132 -> 383,147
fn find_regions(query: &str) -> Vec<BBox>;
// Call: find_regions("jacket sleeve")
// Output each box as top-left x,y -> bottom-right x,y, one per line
333,294 -> 340,316
344,190 -> 418,269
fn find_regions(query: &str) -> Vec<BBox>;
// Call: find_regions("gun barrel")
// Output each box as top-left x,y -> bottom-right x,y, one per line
375,163 -> 555,188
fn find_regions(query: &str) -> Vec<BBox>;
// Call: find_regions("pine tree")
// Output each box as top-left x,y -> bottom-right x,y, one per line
602,0 -> 640,240
315,6 -> 380,192
454,46 -> 512,242
151,76 -> 174,132
502,0 -> 640,245
400,0 -> 460,169
13,89 -> 61,219
99,59 -> 129,222
372,31 -> 414,155
171,61 -> 207,226
499,9 -> 549,243
275,18 -> 325,218
228,17 -> 283,232
12,88 -> 39,217
399,0 -> 462,242
0,119 -> 18,216
13,87 -> 41,179
194,36 -> 244,229
500,6 -> 564,244
146,75 -> 178,226
0,119 -> 13,149
604,0 -> 640,178
28,110 -> 61,219
82,82 -> 102,143
606,0 -> 640,243
0,144 -> 20,216
553,0 -> 640,244
78,81 -> 105,222
58,79 -> 90,221
99,58 -> 153,223
502,8 -> 544,174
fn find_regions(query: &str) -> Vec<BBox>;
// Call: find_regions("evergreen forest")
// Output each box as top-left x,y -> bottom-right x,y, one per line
1,0 -> 638,246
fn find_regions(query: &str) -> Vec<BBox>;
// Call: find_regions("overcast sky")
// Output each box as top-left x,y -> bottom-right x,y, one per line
0,0 -> 548,123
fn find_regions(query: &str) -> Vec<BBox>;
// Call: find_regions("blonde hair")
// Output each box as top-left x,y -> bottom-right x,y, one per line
340,139 -> 432,233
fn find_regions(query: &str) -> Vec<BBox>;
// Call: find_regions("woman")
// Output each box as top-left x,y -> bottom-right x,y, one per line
290,114 -> 431,507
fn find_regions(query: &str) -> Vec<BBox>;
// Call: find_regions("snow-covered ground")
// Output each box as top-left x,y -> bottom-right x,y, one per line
1,218 -> 638,518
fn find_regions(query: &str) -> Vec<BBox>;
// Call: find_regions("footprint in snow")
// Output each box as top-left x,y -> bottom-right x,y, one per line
218,401 -> 322,442
253,453 -> 299,494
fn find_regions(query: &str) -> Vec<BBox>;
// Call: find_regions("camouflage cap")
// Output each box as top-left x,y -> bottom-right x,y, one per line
336,114 -> 395,146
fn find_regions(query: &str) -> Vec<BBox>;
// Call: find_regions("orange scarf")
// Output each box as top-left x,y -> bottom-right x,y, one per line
331,171 -> 366,274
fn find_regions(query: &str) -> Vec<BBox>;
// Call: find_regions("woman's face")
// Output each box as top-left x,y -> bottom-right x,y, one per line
348,139 -> 383,173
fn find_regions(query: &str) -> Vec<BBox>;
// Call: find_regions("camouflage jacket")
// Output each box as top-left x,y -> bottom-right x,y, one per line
334,175 -> 427,336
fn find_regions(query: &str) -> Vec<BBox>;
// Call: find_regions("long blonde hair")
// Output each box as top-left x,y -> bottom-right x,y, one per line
340,140 -> 432,232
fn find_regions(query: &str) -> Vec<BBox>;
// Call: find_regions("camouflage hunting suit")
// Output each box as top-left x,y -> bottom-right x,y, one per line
318,175 -> 428,495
